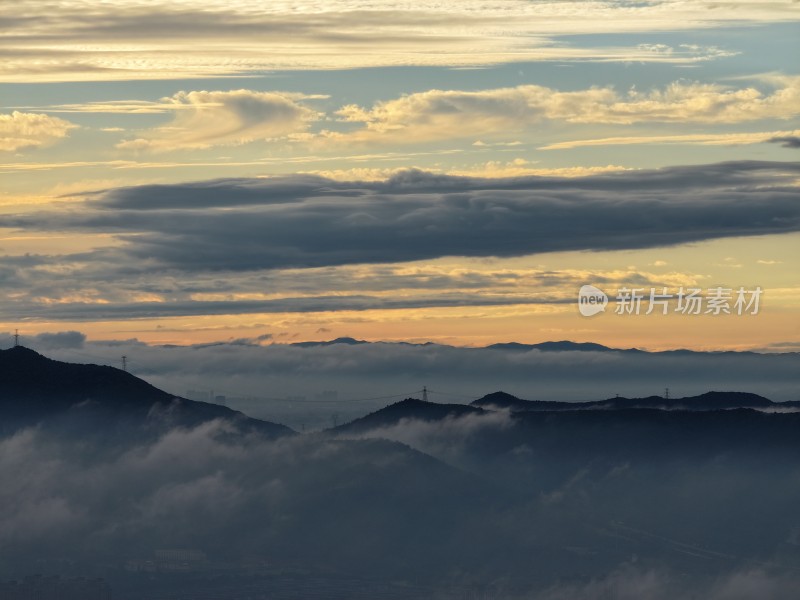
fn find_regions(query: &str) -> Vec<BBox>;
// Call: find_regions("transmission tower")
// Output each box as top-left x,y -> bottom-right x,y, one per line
13,329 -> 19,347
122,356 -> 128,372
422,386 -> 428,402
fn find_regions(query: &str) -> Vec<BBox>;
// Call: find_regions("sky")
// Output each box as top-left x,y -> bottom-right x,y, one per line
1,0 -> 799,352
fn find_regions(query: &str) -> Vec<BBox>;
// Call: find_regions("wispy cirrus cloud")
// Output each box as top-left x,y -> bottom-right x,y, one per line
3,1 -> 782,82
16,92 -> 330,115
0,255 -> 706,322
541,129 -> 800,150
0,150 -> 469,176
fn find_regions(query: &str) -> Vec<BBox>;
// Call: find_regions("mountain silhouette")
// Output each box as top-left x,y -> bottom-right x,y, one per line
331,391 -> 800,471
333,398 -> 485,434
0,346 -> 293,437
291,337 -> 367,347
485,340 -> 641,352
285,338 -> 796,357
295,338 -> 632,352
471,390 -> 570,410
472,389 -> 777,411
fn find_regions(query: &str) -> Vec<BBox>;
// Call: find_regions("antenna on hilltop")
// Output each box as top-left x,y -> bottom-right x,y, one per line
122,356 -> 128,372
422,386 -> 428,402
13,329 -> 20,347
665,387 -> 670,401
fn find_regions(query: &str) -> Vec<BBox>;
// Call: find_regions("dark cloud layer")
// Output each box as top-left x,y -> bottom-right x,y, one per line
0,293 -> 567,322
769,136 -> 800,149
13,161 -> 800,273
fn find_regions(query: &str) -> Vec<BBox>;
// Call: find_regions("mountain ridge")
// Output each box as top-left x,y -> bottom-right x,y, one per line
0,346 -> 293,437
333,398 -> 486,435
284,337 -> 792,355
471,389 -> 779,412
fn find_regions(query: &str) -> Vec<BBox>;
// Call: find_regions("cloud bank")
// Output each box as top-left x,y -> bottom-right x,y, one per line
1,161 -> 796,321
3,365 -> 800,596
334,79 -> 800,147
11,161 -> 800,274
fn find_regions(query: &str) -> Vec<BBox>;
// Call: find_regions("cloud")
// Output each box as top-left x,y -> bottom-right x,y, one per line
21,93 -> 331,115
306,162 -> 632,180
0,111 -> 76,152
0,247 -> 706,321
337,409 -> 515,468
0,162 -> 795,323
115,90 -> 319,151
542,129 -> 800,150
0,293 -> 570,322
538,567 -> 800,600
757,341 -> 800,353
3,362 -> 800,593
0,1 -> 782,82
446,161 -> 632,178
0,419 -> 498,584
9,162 -> 799,274
330,79 -> 800,145
768,135 -> 800,149
0,149 -> 467,174
31,330 -> 87,349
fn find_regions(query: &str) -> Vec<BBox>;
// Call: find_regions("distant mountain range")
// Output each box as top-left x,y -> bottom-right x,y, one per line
291,336 -> 368,348
471,389 -> 790,411
290,337 -> 785,355
330,393 -> 800,474
331,389 -> 797,435
3,345 -> 794,441
292,336 -> 436,348
485,340 -> 639,352
0,346 -> 293,438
